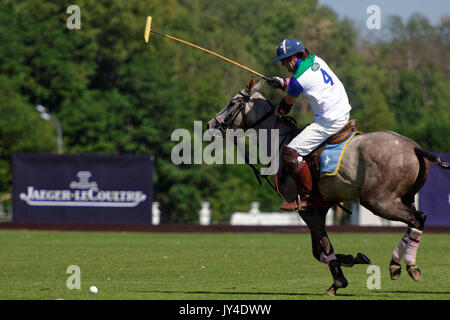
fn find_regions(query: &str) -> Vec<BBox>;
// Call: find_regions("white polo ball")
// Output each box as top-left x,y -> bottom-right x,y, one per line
89,286 -> 98,294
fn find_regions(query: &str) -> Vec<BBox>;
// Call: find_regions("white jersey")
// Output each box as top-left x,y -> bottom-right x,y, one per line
286,55 -> 351,121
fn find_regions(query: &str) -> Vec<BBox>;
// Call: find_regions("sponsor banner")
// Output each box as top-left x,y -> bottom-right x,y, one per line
12,154 -> 154,223
419,153 -> 450,226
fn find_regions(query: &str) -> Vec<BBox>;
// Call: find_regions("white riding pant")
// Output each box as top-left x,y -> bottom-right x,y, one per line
287,112 -> 350,162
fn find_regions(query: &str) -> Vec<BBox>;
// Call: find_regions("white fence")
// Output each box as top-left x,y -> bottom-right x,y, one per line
150,197 -> 416,227
230,202 -> 333,226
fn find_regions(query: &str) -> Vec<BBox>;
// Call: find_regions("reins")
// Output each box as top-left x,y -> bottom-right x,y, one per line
216,92 -> 297,203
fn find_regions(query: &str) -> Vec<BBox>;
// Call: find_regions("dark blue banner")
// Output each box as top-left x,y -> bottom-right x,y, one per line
419,153 -> 450,226
12,154 -> 154,223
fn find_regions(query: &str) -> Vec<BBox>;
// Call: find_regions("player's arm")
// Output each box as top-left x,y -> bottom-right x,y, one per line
275,96 -> 296,116
275,77 -> 302,115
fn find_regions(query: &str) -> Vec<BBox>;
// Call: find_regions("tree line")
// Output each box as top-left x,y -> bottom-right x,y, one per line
0,0 -> 448,222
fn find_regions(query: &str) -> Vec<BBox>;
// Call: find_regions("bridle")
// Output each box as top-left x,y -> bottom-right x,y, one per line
214,90 -> 276,133
214,90 -> 298,142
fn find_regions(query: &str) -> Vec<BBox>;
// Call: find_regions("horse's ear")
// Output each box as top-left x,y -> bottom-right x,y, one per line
252,79 -> 264,93
246,78 -> 255,93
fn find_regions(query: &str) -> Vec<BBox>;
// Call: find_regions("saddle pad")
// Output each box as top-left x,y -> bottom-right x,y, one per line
319,131 -> 358,177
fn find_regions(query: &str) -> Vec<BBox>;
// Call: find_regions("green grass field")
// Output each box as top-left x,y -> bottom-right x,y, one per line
0,230 -> 449,300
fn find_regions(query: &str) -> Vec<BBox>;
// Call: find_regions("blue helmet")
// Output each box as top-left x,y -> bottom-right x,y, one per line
273,39 -> 305,62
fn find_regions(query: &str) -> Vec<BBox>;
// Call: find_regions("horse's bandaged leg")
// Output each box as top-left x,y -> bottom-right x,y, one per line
391,231 -> 409,263
335,254 -> 354,267
404,228 -> 423,266
320,252 -> 337,266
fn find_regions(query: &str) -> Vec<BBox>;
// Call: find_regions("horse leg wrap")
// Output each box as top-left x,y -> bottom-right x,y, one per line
335,254 -> 354,267
404,228 -> 423,266
328,260 -> 348,289
391,230 -> 410,264
320,252 -> 337,266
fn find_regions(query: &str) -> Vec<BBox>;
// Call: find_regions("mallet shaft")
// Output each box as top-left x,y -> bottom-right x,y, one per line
145,17 -> 267,80
155,31 -> 267,80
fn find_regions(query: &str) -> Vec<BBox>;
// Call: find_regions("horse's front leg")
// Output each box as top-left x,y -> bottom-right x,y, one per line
336,253 -> 371,267
301,208 -> 348,296
317,235 -> 349,296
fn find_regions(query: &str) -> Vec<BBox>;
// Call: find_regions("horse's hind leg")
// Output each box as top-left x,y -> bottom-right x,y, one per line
389,227 -> 423,281
390,230 -> 409,280
401,196 -> 425,281
389,195 -> 424,280
360,195 -> 426,230
360,196 -> 425,281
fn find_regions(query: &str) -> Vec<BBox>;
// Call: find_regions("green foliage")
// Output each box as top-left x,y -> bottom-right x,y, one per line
0,1 -> 448,221
0,75 -> 55,194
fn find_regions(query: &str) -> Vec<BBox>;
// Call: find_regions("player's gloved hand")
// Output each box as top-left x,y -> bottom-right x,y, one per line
275,98 -> 293,116
266,77 -> 287,91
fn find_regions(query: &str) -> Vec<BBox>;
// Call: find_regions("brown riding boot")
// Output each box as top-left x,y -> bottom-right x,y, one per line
279,146 -> 315,212
280,161 -> 315,212
297,160 -> 315,212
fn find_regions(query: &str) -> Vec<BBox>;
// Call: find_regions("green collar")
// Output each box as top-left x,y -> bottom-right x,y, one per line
293,54 -> 316,78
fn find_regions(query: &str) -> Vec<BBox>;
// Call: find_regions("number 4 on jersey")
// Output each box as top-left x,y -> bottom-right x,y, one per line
320,68 -> 334,86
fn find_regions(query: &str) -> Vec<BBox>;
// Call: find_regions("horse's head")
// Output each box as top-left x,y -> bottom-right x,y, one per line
207,78 -> 272,132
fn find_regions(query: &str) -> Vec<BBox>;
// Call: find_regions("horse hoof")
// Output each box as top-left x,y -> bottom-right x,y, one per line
355,253 -> 371,265
407,265 -> 421,281
323,286 -> 337,296
389,260 -> 402,280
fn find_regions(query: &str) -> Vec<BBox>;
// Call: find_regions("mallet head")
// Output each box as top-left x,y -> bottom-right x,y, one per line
144,16 -> 152,43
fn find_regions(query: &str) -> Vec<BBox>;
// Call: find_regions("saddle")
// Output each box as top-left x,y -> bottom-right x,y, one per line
325,120 -> 359,145
304,120 -> 360,201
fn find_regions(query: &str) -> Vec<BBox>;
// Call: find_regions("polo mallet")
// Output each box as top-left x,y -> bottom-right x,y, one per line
144,16 -> 268,81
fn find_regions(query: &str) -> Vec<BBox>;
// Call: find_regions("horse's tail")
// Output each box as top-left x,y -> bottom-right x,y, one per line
414,147 -> 450,170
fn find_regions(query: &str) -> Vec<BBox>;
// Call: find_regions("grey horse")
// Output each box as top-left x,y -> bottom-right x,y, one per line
207,79 -> 449,296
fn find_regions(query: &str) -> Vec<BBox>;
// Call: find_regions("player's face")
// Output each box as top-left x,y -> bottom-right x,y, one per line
281,56 -> 297,73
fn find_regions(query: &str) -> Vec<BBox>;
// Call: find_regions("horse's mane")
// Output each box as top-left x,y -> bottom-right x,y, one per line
249,89 -> 301,134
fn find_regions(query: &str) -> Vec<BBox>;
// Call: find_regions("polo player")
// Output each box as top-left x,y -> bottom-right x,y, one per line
267,39 -> 352,212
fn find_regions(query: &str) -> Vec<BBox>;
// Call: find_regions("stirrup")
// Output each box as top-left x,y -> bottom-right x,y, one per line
297,195 -> 316,213
280,200 -> 299,212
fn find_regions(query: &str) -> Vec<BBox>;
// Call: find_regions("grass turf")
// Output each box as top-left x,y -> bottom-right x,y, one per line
0,230 -> 449,300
